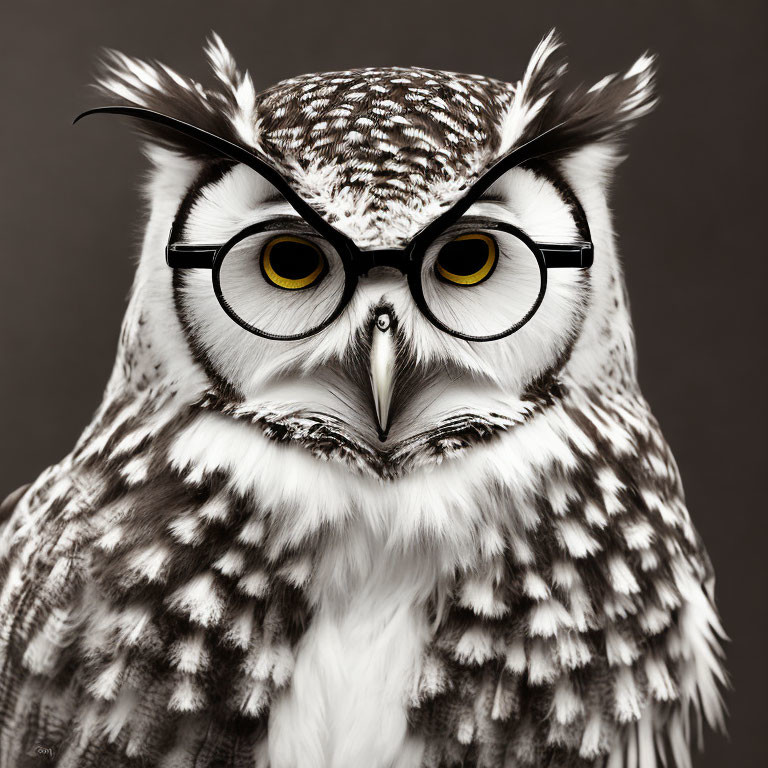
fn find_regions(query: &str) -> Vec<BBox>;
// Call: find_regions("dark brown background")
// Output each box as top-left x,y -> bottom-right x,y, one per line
1,0 -> 765,763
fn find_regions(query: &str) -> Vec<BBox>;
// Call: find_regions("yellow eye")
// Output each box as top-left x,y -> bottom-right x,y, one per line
261,235 -> 327,290
435,233 -> 497,286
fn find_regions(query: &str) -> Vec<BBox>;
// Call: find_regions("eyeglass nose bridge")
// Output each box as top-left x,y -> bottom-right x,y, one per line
353,248 -> 411,277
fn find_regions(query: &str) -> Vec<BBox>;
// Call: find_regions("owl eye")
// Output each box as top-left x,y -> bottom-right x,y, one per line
260,235 -> 327,290
435,233 -> 498,286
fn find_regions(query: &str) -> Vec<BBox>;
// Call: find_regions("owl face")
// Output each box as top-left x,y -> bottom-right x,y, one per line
175,159 -> 585,446
91,32 -> 656,469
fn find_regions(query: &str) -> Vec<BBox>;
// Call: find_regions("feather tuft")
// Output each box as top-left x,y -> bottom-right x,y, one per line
93,34 -> 259,158
498,29 -> 566,155
496,31 -> 658,162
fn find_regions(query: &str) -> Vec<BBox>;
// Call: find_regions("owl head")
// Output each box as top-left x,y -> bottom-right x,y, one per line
86,31 -> 656,475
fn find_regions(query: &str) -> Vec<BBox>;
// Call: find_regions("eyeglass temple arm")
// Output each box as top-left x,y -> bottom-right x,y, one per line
166,244 -> 218,269
540,243 -> 594,268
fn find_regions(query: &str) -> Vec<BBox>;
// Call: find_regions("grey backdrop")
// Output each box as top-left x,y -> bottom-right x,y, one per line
1,0 -> 765,764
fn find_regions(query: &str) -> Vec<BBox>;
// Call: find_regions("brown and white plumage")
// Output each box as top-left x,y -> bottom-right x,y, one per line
0,31 -> 724,768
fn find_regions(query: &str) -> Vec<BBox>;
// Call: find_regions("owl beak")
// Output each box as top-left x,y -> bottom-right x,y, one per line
370,311 -> 395,441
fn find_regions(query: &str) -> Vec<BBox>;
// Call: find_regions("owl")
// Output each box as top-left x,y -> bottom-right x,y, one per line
0,30 -> 725,768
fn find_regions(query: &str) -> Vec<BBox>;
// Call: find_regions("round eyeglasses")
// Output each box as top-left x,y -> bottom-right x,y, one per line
167,215 -> 592,342
76,106 -> 593,342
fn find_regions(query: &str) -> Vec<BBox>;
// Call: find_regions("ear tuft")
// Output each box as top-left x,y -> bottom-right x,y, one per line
498,29 -> 567,155
616,52 -> 658,123
498,35 -> 659,162
204,33 -> 258,146
205,31 -> 242,93
94,33 -> 258,159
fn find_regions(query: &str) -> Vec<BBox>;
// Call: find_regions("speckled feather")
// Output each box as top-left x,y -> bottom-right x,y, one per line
0,377 -> 723,767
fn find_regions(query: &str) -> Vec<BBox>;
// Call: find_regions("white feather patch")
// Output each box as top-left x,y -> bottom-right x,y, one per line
497,29 -> 564,155
167,572 -> 223,627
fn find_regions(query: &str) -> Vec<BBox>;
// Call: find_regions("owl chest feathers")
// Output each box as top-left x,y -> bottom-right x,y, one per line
268,522 -> 434,768
160,403 -> 488,767
0,386 -> 724,768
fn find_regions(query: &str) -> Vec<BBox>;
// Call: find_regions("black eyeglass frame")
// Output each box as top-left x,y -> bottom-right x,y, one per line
76,106 -> 594,342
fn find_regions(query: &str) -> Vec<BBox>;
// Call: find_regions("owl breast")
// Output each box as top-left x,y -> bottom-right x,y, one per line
267,518 -> 435,768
